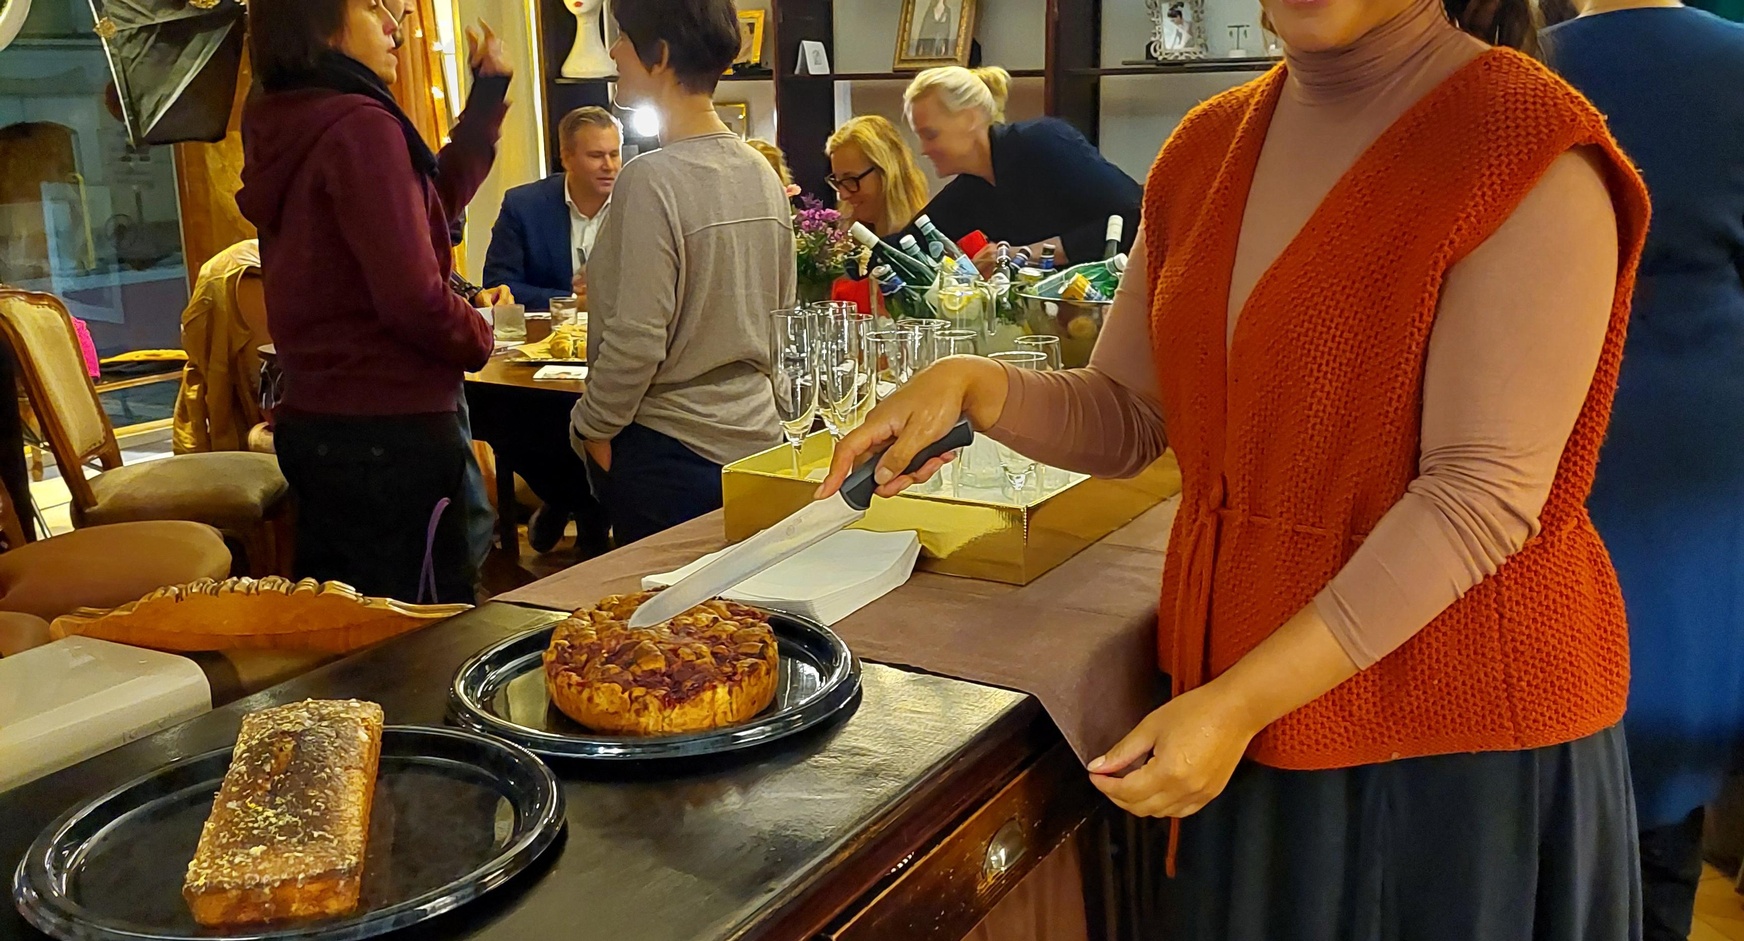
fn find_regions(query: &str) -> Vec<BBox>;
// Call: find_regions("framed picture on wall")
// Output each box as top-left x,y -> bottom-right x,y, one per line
893,0 -> 977,71
715,102 -> 749,139
733,9 -> 766,69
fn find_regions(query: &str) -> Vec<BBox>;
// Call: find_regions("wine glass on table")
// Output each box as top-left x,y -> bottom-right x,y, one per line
1014,334 -> 1063,371
1013,335 -> 1068,491
818,309 -> 873,439
988,350 -> 1049,501
770,308 -> 818,478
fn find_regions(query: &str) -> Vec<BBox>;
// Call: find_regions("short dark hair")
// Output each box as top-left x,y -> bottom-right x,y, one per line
248,0 -> 351,89
560,106 -> 623,151
612,0 -> 740,96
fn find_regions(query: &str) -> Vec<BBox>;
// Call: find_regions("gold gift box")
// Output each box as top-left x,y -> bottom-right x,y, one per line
721,433 -> 1182,585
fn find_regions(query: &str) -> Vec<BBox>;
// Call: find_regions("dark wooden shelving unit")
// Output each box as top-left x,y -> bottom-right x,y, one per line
530,0 -> 1224,196
786,68 -> 1048,83
1098,56 -> 1279,75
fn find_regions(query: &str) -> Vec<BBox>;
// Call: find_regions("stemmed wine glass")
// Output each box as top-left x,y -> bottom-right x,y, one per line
817,307 -> 872,439
770,308 -> 818,478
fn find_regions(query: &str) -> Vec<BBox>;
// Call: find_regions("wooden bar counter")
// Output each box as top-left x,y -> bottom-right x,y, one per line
1,501 -> 1179,941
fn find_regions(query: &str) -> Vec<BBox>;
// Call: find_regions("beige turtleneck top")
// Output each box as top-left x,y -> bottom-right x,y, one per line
989,0 -> 1622,668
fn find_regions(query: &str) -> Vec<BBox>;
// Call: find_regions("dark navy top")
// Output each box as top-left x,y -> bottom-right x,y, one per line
1546,7 -> 1744,828
913,117 -> 1143,264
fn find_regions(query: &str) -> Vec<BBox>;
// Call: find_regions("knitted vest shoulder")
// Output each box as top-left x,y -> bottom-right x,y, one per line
1143,49 -> 1650,769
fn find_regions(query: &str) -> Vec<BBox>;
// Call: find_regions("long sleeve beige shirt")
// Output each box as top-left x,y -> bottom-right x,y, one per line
571,133 -> 795,466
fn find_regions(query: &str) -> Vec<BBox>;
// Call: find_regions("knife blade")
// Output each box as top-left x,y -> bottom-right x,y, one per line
626,418 -> 975,629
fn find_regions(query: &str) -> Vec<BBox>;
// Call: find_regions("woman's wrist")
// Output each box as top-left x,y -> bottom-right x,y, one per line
948,354 -> 1011,431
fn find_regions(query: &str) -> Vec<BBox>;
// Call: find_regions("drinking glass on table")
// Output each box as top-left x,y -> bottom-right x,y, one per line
988,351 -> 1048,500
549,295 -> 578,328
1014,335 -> 1068,491
493,302 -> 527,343
818,309 -> 873,439
770,308 -> 819,478
1014,334 -> 1063,371
927,330 -> 1000,493
865,330 -> 911,399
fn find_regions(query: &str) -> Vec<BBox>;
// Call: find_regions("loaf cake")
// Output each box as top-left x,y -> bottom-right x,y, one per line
183,699 -> 385,926
543,591 -> 779,735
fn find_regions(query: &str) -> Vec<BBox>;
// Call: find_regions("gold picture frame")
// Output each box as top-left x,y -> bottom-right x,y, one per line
894,0 -> 977,71
732,9 -> 766,69
715,102 -> 749,139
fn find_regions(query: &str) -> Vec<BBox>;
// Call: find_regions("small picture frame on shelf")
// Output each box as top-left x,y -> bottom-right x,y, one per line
1146,0 -> 1208,61
893,0 -> 977,71
715,102 -> 749,139
733,9 -> 766,69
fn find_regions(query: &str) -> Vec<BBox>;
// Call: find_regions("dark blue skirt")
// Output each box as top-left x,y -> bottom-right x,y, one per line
1158,725 -> 1640,941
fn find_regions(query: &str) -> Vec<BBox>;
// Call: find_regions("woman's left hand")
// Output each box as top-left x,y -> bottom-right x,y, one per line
466,21 -> 512,78
972,242 -> 1002,279
473,285 -> 514,307
1087,680 -> 1262,819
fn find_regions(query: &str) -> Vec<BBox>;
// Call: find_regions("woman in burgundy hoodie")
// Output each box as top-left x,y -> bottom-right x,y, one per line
237,0 -> 509,603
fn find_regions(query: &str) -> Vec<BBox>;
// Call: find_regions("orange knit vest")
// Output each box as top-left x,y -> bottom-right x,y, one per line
1144,50 -> 1650,770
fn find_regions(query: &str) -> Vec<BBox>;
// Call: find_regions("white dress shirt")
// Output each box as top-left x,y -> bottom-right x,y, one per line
565,178 -> 609,266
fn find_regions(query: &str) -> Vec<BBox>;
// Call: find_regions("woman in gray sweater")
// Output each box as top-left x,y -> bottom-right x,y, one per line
570,0 -> 795,545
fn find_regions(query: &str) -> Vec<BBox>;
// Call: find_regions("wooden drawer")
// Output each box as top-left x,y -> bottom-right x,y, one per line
820,741 -> 1097,941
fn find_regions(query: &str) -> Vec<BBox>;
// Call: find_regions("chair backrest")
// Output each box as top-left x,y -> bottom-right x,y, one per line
0,286 -> 120,512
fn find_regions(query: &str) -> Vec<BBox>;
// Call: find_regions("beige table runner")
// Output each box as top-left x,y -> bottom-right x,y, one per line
501,499 -> 1179,763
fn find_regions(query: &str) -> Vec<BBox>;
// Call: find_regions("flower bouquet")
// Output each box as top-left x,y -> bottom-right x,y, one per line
794,196 -> 858,303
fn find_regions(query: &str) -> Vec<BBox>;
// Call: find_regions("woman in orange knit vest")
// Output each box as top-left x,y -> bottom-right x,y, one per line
822,0 -> 1651,934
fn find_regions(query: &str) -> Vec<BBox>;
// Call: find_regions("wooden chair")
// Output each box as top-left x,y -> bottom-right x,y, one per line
0,286 -> 290,574
0,478 -> 232,653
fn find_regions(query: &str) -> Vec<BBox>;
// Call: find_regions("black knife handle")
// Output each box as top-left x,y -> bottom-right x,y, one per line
841,418 -> 975,511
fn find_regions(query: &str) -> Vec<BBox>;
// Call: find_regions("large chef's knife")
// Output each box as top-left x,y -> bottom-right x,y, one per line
626,418 -> 975,629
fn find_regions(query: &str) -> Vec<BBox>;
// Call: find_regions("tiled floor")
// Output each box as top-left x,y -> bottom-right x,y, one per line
1697,866 -> 1744,941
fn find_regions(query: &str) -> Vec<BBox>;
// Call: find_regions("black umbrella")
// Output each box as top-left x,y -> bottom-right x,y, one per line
88,0 -> 246,145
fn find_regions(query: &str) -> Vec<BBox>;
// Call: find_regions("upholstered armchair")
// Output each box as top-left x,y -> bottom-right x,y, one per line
0,286 -> 290,574
0,484 -> 231,656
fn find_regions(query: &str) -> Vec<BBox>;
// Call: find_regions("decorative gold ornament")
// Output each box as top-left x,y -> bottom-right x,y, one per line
93,17 -> 117,40
187,0 -> 220,8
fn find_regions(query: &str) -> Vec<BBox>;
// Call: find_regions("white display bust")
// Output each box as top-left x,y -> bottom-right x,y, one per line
562,0 -> 617,79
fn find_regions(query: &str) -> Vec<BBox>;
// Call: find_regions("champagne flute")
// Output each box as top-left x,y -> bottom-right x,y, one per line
819,310 -> 873,438
770,308 -> 818,478
989,350 -> 1048,500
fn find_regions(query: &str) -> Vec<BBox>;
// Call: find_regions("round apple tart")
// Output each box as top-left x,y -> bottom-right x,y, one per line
542,591 -> 780,735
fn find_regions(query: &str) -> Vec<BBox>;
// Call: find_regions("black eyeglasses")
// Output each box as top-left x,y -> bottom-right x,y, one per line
826,166 -> 880,195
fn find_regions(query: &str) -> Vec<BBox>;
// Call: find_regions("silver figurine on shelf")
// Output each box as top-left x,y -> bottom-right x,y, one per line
1147,0 -> 1208,61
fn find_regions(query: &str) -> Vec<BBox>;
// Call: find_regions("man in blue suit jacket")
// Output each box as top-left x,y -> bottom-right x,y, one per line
484,106 -> 622,311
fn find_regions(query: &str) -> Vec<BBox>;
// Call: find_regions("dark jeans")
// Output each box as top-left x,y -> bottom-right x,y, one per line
275,411 -> 476,604
489,391 -> 607,551
1640,808 -> 1705,941
589,422 -> 722,546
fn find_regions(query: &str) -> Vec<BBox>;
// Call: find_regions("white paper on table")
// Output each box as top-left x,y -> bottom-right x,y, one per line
533,364 -> 588,381
641,529 -> 920,625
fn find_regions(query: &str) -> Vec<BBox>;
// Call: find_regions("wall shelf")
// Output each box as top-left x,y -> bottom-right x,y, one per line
786,68 -> 1047,83
1088,58 -> 1279,76
531,0 -> 1217,195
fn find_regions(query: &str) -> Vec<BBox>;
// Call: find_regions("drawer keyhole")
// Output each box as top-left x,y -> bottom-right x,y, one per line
982,819 -> 1027,881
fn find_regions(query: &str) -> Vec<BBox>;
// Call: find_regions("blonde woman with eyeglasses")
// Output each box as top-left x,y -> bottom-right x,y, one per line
825,116 -> 930,239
